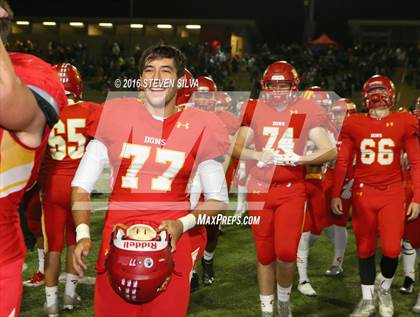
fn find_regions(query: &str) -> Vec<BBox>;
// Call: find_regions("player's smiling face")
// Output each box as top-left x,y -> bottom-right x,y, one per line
141,58 -> 179,109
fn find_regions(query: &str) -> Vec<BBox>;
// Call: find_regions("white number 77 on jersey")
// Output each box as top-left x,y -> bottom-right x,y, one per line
120,143 -> 186,191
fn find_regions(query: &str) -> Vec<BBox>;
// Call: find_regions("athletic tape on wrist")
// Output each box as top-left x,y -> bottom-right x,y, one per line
179,214 -> 196,233
76,223 -> 90,242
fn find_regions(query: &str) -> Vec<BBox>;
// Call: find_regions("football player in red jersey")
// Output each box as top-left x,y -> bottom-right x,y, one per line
41,63 -> 100,316
189,76 -> 241,289
0,2 -> 67,316
71,44 -> 229,317
296,86 -> 337,296
331,75 -> 420,317
233,61 -> 337,317
322,98 -> 356,277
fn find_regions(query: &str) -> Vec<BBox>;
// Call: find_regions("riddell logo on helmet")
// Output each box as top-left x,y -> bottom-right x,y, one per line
271,75 -> 285,80
123,241 -> 158,249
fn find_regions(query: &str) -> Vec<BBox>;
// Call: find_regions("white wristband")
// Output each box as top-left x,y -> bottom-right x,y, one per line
179,214 -> 196,233
76,223 -> 91,243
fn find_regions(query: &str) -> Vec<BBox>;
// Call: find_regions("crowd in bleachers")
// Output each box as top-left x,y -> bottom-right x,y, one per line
6,39 -> 420,97
246,43 -> 420,97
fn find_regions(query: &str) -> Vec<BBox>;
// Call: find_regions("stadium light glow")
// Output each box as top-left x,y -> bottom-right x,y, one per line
99,23 -> 113,28
186,24 -> 201,29
130,24 -> 144,29
42,21 -> 56,26
16,21 -> 30,25
157,24 -> 173,29
69,22 -> 84,27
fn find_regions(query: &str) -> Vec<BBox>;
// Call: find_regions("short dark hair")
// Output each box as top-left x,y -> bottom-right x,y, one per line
139,44 -> 186,78
0,0 -> 13,42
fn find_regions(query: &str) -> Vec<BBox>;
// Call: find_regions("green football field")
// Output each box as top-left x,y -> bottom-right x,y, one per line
21,197 -> 419,317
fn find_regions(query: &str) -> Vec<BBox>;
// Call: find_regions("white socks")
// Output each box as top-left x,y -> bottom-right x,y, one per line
45,286 -> 58,307
380,276 -> 394,291
361,284 -> 375,300
259,286 -> 292,313
259,294 -> 274,313
402,240 -> 416,280
277,284 -> 292,302
324,226 -> 335,241
324,225 -> 347,267
65,273 -> 79,298
332,226 -> 347,267
297,232 -> 310,283
203,250 -> 215,261
38,248 -> 45,274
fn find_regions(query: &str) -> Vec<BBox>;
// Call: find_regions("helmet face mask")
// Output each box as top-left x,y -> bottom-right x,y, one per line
192,91 -> 216,111
53,63 -> 83,100
261,61 -> 299,107
365,87 -> 390,109
362,75 -> 395,110
192,76 -> 218,111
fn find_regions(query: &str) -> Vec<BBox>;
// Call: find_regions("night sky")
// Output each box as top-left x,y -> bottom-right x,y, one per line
9,0 -> 420,46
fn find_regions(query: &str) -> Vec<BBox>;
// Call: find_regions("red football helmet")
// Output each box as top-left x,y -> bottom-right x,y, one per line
361,75 -> 395,109
53,63 -> 83,100
331,98 -> 357,114
106,223 -> 174,304
214,92 -> 232,112
260,61 -> 299,106
176,68 -> 194,106
303,86 -> 333,110
331,98 -> 356,126
192,76 -> 218,111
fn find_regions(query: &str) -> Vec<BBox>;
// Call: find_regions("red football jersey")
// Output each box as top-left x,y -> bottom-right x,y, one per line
215,111 -> 240,135
89,98 -> 229,219
241,98 -> 329,183
42,101 -> 100,176
332,112 -> 419,202
0,53 -> 67,265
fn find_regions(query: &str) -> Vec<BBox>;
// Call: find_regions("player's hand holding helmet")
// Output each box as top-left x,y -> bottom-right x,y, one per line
106,223 -> 174,304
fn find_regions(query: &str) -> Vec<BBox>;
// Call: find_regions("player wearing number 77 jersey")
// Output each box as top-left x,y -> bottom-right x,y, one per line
71,44 -> 230,317
331,75 -> 420,317
233,61 -> 337,317
41,63 -> 99,316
